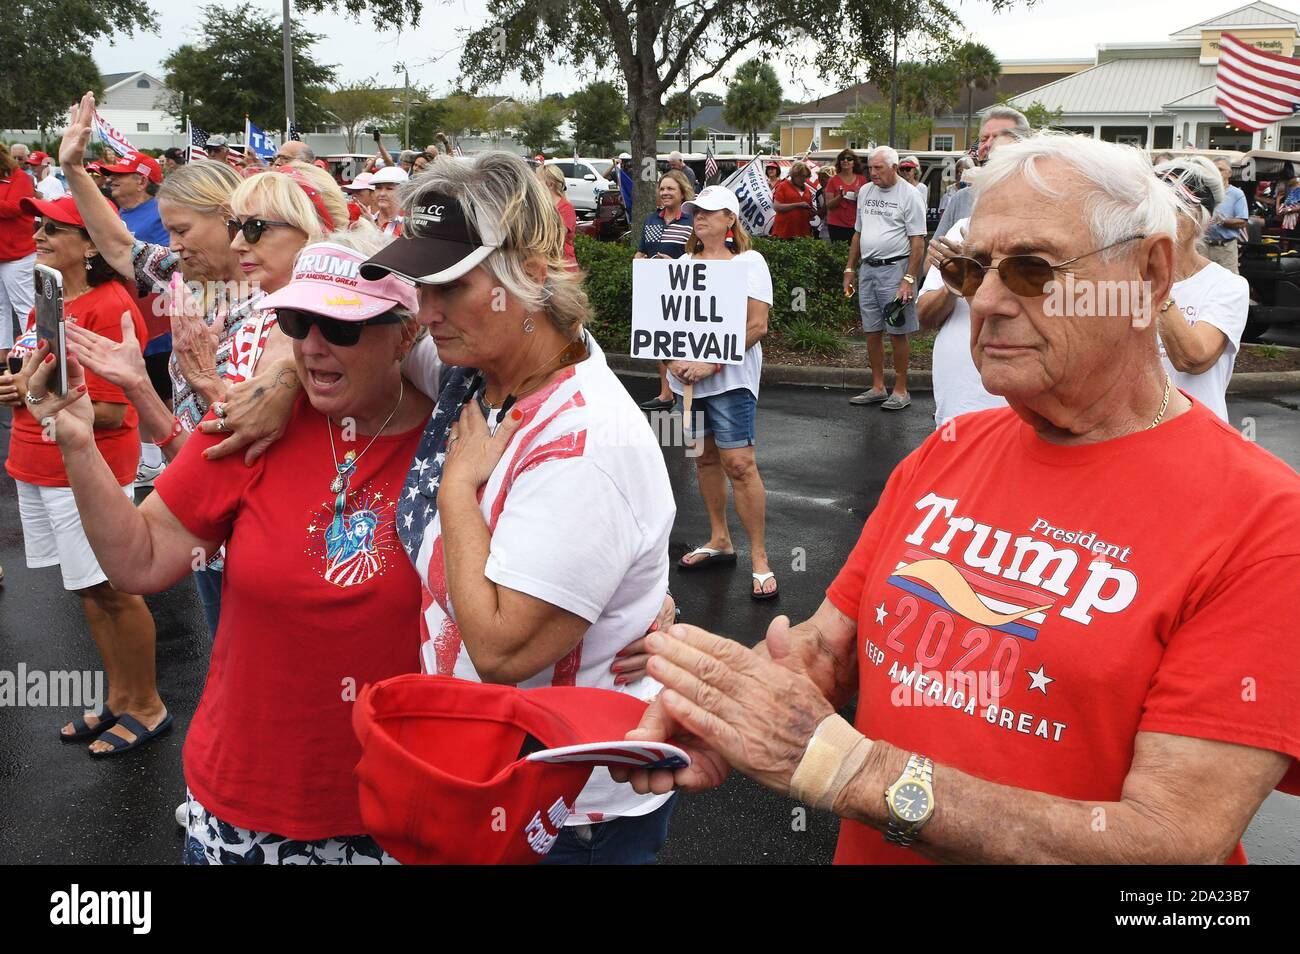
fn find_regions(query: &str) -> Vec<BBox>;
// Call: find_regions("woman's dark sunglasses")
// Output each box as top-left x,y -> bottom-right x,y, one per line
938,234 -> 1147,298
227,217 -> 293,244
276,307 -> 402,347
38,219 -> 86,237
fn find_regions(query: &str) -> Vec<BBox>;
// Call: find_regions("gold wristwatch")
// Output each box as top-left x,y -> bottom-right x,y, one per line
884,753 -> 935,846
901,273 -> 916,284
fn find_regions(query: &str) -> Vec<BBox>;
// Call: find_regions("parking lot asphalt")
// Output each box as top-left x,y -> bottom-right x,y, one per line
0,381 -> 1296,865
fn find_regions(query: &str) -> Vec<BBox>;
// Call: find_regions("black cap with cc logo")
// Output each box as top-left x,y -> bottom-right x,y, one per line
360,191 -> 504,285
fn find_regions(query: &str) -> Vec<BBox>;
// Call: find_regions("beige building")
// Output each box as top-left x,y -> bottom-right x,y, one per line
780,2 -> 1300,154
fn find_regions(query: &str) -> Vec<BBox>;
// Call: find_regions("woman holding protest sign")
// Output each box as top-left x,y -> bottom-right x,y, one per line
635,170 -> 696,412
668,186 -> 776,600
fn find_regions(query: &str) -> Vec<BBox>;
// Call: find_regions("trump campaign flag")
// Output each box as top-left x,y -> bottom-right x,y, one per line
92,110 -> 137,158
721,158 -> 776,236
1215,32 -> 1300,132
245,119 -> 278,162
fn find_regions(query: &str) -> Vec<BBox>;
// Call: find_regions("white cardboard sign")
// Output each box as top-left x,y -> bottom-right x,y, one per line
630,259 -> 749,365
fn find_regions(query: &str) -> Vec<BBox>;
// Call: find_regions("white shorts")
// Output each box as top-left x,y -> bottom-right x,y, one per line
0,254 -> 36,350
15,480 -> 135,591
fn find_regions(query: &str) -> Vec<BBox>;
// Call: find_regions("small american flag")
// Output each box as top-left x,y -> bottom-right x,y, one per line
188,122 -> 209,162
287,121 -> 302,142
1215,32 -> 1300,132
704,147 -> 719,184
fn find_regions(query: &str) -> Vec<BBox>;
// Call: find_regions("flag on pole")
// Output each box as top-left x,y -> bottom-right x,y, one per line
704,146 -> 719,185
92,111 -> 137,157
1215,32 -> 1300,132
287,121 -> 302,142
187,120 -> 209,162
245,118 -> 278,161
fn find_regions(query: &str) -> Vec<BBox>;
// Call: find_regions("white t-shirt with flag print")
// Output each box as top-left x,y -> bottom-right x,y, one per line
412,335 -> 677,823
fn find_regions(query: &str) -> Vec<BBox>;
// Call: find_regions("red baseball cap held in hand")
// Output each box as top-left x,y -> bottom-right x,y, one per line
99,151 -> 164,185
352,674 -> 689,864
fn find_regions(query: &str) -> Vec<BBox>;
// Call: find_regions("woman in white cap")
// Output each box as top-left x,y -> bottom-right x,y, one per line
1154,157 -> 1249,423
31,231 -> 434,863
343,171 -> 377,221
669,185 -> 776,600
370,166 -> 409,237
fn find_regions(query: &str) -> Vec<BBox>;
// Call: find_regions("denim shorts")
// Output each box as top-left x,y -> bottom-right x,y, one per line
676,387 -> 757,449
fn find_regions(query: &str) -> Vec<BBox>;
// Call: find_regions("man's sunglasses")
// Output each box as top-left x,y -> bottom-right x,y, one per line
276,307 -> 402,347
227,217 -> 293,244
938,235 -> 1147,299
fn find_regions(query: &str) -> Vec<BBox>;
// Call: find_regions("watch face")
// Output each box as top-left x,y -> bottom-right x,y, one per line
891,782 -> 930,822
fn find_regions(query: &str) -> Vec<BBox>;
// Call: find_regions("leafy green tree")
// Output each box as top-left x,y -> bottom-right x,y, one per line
841,102 -> 929,150
723,58 -> 783,153
697,91 -> 724,107
953,40 -> 1001,146
3,0 -> 154,134
437,92 -> 492,140
996,93 -> 1063,129
323,80 -> 399,151
162,3 -> 335,134
458,0 -> 1018,229
570,81 -> 628,154
515,99 -> 567,154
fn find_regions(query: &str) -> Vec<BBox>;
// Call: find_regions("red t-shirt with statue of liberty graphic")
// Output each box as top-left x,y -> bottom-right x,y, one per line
153,393 -> 425,840
827,401 -> 1300,865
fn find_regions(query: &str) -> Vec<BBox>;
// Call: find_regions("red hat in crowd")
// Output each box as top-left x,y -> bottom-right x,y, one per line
351,674 -> 689,864
20,193 -> 119,229
99,151 -> 164,185
25,150 -> 51,166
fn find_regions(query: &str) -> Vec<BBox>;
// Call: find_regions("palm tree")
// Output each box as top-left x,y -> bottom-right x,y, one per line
723,59 -> 783,153
664,92 -> 697,150
895,61 -> 959,148
952,42 -> 1001,149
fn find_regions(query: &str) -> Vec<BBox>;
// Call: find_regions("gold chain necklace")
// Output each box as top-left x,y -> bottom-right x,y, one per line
1148,374 -> 1172,429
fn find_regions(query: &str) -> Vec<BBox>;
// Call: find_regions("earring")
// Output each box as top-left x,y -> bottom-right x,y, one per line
523,315 -> 535,334
85,258 -> 92,272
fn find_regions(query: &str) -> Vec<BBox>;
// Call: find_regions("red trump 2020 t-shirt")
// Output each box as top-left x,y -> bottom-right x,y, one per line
827,401 -> 1300,864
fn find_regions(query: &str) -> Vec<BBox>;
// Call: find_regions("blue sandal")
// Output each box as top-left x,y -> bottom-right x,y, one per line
87,712 -> 174,758
60,705 -> 118,743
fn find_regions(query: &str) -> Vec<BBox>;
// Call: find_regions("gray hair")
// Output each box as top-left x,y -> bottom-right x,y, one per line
966,132 -> 1178,262
399,151 -> 589,335
984,106 -> 1031,139
1154,156 -> 1225,247
871,145 -> 899,167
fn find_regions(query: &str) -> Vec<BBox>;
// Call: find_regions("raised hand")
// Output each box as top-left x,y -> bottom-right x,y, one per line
66,311 -> 148,392
59,91 -> 96,170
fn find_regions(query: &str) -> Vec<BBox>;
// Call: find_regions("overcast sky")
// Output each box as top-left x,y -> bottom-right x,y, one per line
90,0 -> 1280,101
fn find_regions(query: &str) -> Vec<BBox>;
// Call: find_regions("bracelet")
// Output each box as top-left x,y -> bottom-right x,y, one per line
156,416 -> 185,449
789,713 -> 873,812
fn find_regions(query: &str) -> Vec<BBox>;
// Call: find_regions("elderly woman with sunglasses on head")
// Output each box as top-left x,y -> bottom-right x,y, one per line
1151,157 -> 1249,423
0,194 -> 163,756
352,151 -> 680,864
31,230 -> 435,863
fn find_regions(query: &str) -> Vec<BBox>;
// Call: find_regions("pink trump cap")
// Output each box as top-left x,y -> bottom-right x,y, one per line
257,240 -> 419,321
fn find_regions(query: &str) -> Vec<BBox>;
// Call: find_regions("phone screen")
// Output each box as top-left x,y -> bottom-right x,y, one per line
33,265 -> 67,396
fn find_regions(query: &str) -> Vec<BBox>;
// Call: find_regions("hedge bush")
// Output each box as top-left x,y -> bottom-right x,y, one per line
575,233 -> 858,354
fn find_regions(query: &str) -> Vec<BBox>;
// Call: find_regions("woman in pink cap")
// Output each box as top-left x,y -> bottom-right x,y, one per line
31,231 -> 432,863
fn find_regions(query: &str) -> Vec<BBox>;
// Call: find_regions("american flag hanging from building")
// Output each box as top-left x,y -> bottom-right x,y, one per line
187,121 -> 209,162
1214,32 -> 1300,132
704,147 -> 719,184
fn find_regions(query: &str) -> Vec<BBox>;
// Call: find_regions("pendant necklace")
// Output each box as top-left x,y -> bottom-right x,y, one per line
327,380 -> 405,503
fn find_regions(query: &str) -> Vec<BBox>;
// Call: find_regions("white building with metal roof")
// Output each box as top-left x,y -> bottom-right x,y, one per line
1001,2 -> 1300,150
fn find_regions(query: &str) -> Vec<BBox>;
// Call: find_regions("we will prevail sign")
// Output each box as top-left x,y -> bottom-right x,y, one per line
631,259 -> 748,364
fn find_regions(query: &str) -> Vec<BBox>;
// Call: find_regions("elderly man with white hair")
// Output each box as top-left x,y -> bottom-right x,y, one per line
844,145 -> 927,410
615,133 -> 1300,865
668,150 -> 699,193
934,106 -> 1031,239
